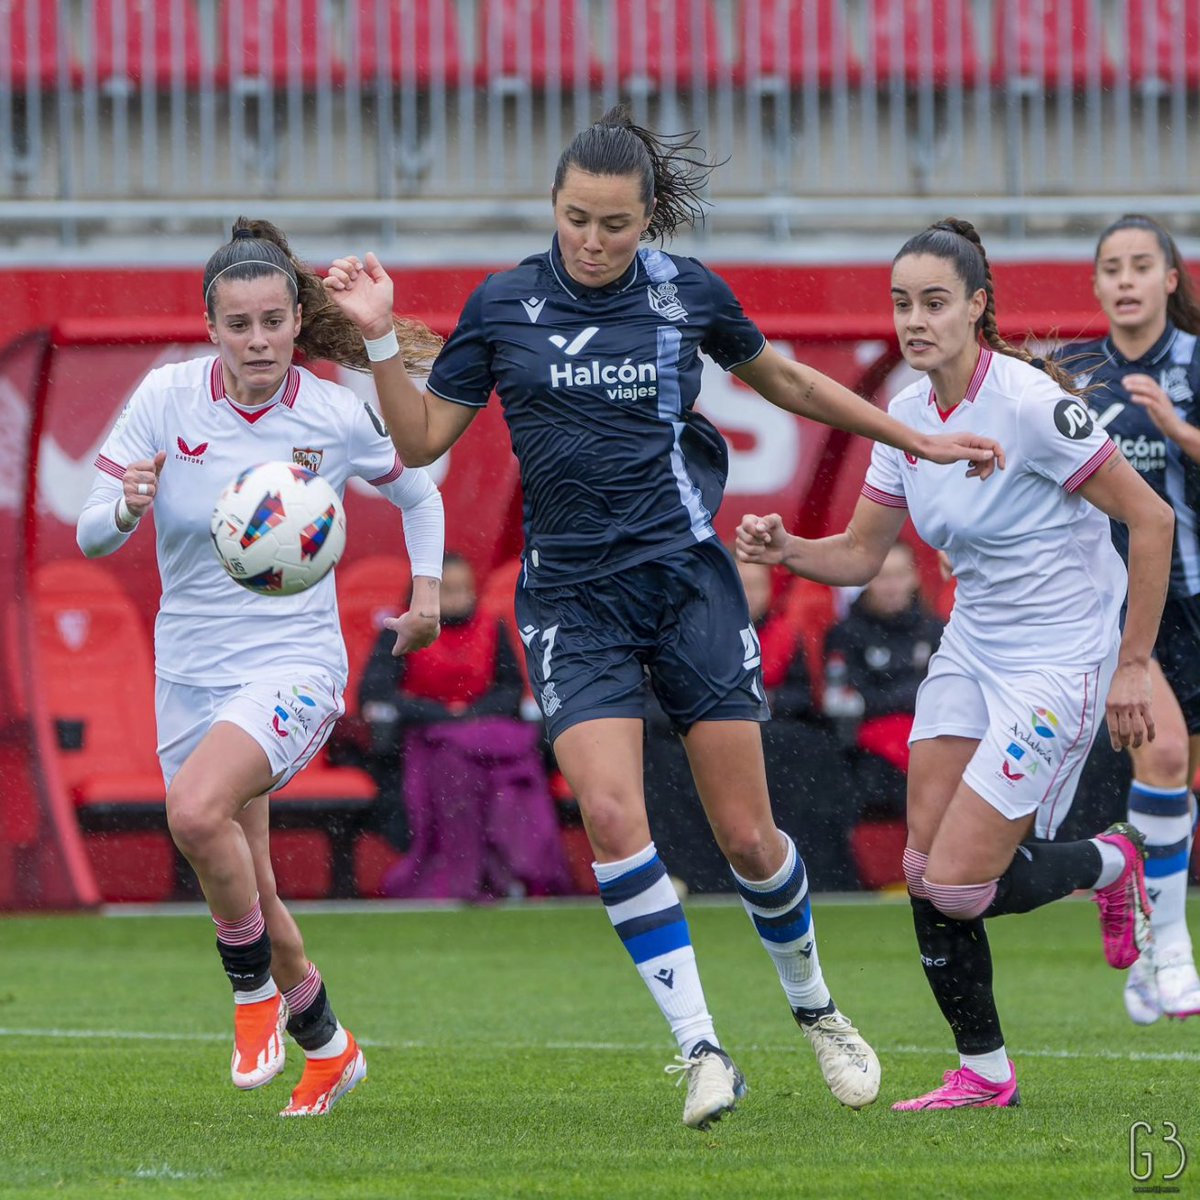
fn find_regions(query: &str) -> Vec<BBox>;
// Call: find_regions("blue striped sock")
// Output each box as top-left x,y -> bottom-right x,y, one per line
594,844 -> 716,1057
732,833 -> 831,1012
1128,782 -> 1194,958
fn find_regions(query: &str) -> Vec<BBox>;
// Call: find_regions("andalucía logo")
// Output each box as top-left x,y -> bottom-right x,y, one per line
1031,708 -> 1060,739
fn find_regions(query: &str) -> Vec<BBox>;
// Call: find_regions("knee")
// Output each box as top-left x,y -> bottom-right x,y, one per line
924,878 -> 998,921
166,790 -> 227,859
902,846 -> 929,898
713,823 -> 781,877
1134,736 -> 1190,789
577,789 -> 646,859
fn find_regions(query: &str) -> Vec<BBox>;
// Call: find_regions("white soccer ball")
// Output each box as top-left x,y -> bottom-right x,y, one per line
210,461 -> 347,596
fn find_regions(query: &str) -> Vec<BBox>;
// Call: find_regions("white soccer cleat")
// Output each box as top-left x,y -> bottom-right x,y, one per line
1157,953 -> 1200,1021
1123,953 -> 1162,1026
797,1010 -> 881,1110
664,1042 -> 747,1130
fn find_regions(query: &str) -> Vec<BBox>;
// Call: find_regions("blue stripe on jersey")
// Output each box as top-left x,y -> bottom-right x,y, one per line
613,904 -> 686,943
1165,445 -> 1200,593
1146,838 -> 1191,876
598,857 -> 668,906
656,325 -> 714,541
623,920 -> 692,963
752,900 -> 813,945
1129,784 -> 1192,818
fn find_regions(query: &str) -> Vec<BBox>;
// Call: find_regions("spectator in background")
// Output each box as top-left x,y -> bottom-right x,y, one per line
358,552 -> 572,902
824,542 -> 943,827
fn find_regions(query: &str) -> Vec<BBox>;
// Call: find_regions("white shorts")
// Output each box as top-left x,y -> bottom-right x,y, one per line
156,672 -> 345,791
909,637 -> 1116,839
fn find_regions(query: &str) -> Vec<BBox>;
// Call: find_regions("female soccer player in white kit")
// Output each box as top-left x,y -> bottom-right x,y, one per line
739,218 -> 1175,1110
76,219 -> 446,1116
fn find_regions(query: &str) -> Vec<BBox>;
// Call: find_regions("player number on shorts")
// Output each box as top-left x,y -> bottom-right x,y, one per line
520,622 -> 559,680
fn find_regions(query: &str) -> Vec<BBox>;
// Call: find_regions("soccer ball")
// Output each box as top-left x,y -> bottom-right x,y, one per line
210,461 -> 347,596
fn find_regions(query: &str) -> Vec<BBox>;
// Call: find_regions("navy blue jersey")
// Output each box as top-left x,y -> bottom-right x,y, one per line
427,237 -> 766,588
1061,324 -> 1200,598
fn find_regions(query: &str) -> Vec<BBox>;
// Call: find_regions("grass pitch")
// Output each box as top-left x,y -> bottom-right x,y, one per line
1,896 -> 1196,1199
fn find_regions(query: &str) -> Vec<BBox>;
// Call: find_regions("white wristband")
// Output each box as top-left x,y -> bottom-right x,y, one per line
364,328 -> 400,363
116,497 -> 140,530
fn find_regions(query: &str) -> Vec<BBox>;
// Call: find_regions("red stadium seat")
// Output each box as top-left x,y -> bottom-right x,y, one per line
355,0 -> 463,88
335,553 -> 412,720
992,0 -> 1116,89
476,0 -> 600,89
91,0 -> 205,91
779,577 -> 837,705
870,0 -> 981,87
1127,0 -> 1200,89
615,0 -> 723,90
217,0 -> 343,89
0,0 -> 78,89
733,0 -> 862,88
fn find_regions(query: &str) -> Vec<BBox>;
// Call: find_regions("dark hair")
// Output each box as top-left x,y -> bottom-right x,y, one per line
893,217 -> 1080,394
1094,214 -> 1200,337
202,217 -> 443,375
552,104 -> 718,242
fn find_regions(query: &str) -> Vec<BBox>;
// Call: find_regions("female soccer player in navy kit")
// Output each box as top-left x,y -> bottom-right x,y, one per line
77,219 -> 446,1116
1064,215 -> 1200,1023
739,218 -> 1174,1111
323,109 -> 1004,1130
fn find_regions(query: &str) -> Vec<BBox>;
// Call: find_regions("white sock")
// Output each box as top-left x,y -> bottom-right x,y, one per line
594,843 -> 718,1058
1092,839 -> 1128,889
305,1022 -> 349,1060
1128,783 -> 1194,958
732,832 -> 831,1012
960,1047 -> 1011,1083
233,979 -> 278,1005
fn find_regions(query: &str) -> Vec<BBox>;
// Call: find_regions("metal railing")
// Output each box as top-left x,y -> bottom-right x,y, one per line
1,0 -> 1198,248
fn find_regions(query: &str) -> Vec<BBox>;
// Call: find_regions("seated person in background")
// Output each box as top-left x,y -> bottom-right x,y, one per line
823,542 -> 943,825
358,552 -> 572,901
645,558 -> 856,893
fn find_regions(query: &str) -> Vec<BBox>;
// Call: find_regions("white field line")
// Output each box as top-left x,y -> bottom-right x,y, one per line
2,1026 -> 1198,1064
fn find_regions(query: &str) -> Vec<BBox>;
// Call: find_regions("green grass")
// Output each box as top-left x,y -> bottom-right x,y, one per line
0,897 -> 1196,1199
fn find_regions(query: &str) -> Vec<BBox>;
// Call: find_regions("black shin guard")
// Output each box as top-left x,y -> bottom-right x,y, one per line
286,983 -> 338,1051
984,840 -> 1103,917
216,930 -> 273,994
911,896 -> 1004,1056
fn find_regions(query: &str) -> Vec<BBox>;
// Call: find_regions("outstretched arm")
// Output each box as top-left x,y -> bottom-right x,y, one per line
736,495 -> 910,586
1077,451 -> 1174,750
733,344 -> 1005,479
323,252 -> 476,466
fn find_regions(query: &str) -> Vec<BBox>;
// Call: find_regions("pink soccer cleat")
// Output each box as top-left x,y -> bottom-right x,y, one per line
892,1062 -> 1019,1111
1093,823 -> 1153,970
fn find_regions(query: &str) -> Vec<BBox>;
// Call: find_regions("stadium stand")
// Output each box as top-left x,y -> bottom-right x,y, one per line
216,0 -> 344,89
1127,0 -> 1200,89
869,0 -> 981,87
477,0 -> 600,90
991,0 -> 1117,89
90,0 -> 204,92
732,0 -> 863,88
614,0 -> 724,92
356,0 -> 464,88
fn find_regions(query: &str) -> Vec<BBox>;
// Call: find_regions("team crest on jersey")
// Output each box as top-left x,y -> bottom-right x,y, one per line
647,282 -> 688,322
292,447 -> 324,473
1160,365 -> 1191,405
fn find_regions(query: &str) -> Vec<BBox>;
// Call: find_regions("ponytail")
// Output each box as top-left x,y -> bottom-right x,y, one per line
203,217 -> 442,375
552,104 -> 719,242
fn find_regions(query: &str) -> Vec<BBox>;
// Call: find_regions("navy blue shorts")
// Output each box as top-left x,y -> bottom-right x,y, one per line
1156,595 -> 1200,735
514,540 -> 770,743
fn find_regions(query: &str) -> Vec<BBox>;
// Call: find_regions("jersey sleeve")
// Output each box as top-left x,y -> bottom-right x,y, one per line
346,392 -> 407,486
1019,376 -> 1119,493
861,439 -> 909,508
699,266 -> 767,371
94,375 -> 162,479
426,282 -> 495,408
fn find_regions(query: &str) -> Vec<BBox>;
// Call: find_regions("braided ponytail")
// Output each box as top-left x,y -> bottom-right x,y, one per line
552,104 -> 720,242
204,218 -> 443,376
895,217 -> 1082,395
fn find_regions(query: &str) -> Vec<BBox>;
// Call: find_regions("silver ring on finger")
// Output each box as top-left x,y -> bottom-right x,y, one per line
137,483 -> 150,496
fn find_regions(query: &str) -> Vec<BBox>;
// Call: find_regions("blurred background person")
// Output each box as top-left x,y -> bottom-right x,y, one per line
359,552 -> 572,902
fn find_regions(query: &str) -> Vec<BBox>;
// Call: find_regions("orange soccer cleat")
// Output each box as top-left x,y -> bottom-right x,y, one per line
231,992 -> 289,1090
279,1031 -> 367,1117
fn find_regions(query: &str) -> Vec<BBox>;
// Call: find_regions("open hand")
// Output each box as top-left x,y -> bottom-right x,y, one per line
322,251 -> 396,340
917,432 -> 1006,480
384,610 -> 441,656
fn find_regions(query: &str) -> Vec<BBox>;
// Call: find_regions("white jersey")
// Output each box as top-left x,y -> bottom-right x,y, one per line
863,349 -> 1126,669
77,355 -> 444,688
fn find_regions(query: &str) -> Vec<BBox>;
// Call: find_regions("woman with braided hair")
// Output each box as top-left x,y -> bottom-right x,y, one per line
739,217 -> 1174,1110
76,218 -> 446,1115
323,108 -> 1007,1130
